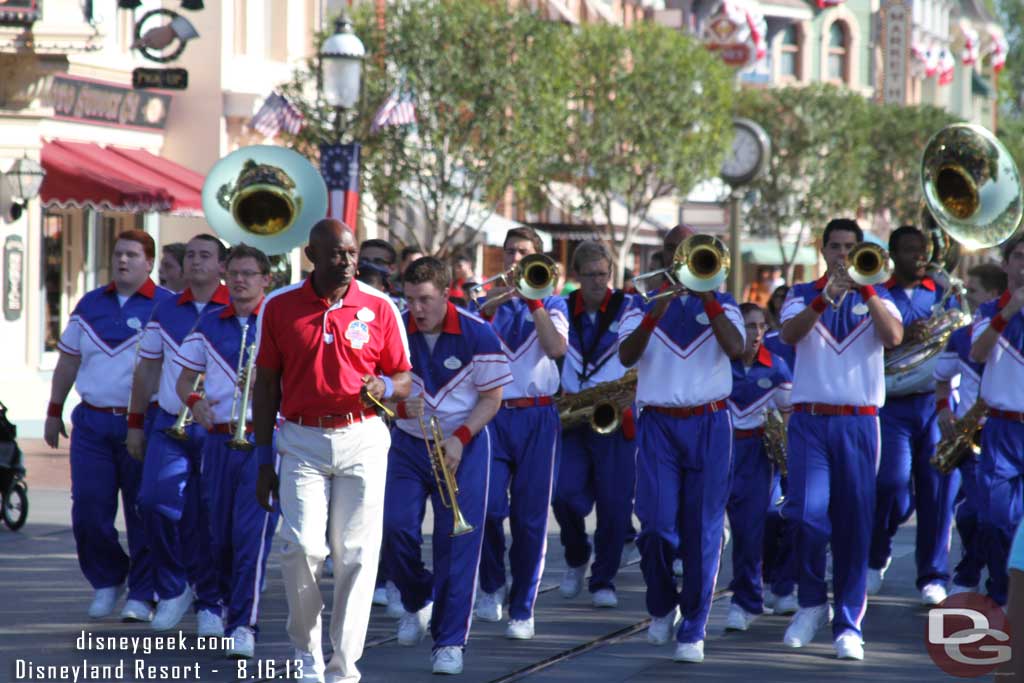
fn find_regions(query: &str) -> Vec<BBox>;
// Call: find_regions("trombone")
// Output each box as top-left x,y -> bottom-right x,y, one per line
228,323 -> 256,452
632,234 -> 730,302
824,242 -> 892,309
467,253 -> 559,306
418,415 -> 474,537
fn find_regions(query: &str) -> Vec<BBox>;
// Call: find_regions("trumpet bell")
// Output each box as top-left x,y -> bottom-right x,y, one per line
516,254 -> 559,300
202,145 -> 328,255
673,234 -> 730,293
921,124 -> 1023,250
847,242 -> 892,286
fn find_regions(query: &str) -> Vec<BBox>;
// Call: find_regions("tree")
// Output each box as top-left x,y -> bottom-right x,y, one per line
736,84 -> 872,281
279,0 -> 571,256
537,21 -> 734,286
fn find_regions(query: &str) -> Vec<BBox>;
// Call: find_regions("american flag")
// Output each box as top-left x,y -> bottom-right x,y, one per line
320,143 -> 361,231
370,85 -> 417,134
250,92 -> 305,138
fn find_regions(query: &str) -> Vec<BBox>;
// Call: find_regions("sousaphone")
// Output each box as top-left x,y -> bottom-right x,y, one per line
202,145 -> 328,255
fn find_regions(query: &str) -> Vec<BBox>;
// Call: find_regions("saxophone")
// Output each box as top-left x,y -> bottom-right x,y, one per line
762,408 -> 788,477
557,369 -> 637,434
931,399 -> 987,475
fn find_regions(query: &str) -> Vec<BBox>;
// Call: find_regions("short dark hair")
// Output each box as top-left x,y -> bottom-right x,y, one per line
572,240 -> 612,273
968,262 -> 1008,293
226,243 -> 271,275
768,284 -> 790,316
888,225 -> 926,253
360,238 -> 397,264
504,227 -> 543,254
453,250 -> 474,265
117,229 -> 155,260
1001,234 -> 1024,263
403,256 -> 451,291
400,246 -> 423,261
191,233 -> 228,261
739,302 -> 764,317
822,218 -> 863,247
162,242 -> 186,267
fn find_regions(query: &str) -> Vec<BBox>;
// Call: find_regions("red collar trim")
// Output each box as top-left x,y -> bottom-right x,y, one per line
998,290 -> 1011,310
177,284 -> 231,306
302,277 -> 372,308
106,278 -> 157,299
813,276 -> 828,290
883,276 -> 936,291
219,297 -> 264,319
407,301 -> 462,335
756,344 -> 773,368
573,288 -> 612,316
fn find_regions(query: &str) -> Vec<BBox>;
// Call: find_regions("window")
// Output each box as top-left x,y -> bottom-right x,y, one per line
779,24 -> 801,80
42,212 -> 66,353
234,0 -> 247,55
827,22 -> 849,83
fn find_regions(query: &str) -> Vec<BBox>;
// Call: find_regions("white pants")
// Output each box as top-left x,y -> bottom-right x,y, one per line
276,418 -> 390,683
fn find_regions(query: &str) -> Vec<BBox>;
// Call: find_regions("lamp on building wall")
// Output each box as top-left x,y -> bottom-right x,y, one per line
3,156 -> 46,222
320,12 -> 366,111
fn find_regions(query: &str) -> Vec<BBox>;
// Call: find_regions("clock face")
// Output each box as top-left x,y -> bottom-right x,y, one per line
721,125 -> 765,184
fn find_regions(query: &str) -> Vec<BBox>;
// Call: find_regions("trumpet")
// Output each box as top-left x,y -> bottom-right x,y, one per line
632,234 -> 730,302
228,324 -> 256,452
467,253 -> 559,305
931,399 -> 987,475
418,415 -> 474,537
825,242 -> 892,309
165,374 -> 202,441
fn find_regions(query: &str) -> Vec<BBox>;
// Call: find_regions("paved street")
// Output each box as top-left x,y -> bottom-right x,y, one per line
1,441 -> 963,682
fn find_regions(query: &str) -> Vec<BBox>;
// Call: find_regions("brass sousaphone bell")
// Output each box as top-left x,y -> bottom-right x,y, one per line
202,145 -> 329,255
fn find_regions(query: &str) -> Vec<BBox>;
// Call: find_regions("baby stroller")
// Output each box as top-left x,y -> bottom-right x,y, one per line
0,401 -> 27,530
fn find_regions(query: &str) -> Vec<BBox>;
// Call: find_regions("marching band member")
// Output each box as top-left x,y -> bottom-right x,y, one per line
618,224 -> 744,663
128,234 -> 229,633
474,227 -> 568,640
779,219 -> 903,660
553,240 -> 639,608
934,263 -> 1006,596
724,303 -> 792,631
254,220 -> 412,683
968,235 -> 1024,606
174,244 -> 279,659
44,230 -> 174,620
868,226 -> 961,604
383,257 -> 511,675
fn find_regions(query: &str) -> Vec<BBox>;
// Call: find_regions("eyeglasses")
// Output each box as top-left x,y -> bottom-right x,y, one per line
579,272 -> 610,280
227,270 -> 264,279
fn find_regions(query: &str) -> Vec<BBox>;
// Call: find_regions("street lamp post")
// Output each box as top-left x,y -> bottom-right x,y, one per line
3,156 -> 46,222
320,12 -> 365,139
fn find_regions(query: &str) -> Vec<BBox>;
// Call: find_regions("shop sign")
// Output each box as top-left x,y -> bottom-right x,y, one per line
132,68 -> 189,91
0,1 -> 40,26
49,74 -> 172,131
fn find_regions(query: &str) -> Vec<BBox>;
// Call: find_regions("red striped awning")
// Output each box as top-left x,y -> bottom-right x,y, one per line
40,140 -> 203,215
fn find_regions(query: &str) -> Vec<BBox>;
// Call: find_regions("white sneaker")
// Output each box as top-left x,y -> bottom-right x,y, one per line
647,608 -> 678,645
592,589 -> 618,608
783,605 -> 832,648
475,588 -> 503,623
386,581 -> 405,619
226,626 -> 255,659
725,604 -> 758,632
505,617 -> 535,640
772,593 -> 799,616
866,557 -> 891,596
763,591 -> 777,611
432,646 -> 463,674
323,557 -> 333,578
921,582 -> 948,605
151,589 -> 192,631
120,599 -> 154,623
949,583 -> 979,596
559,566 -> 586,599
621,542 -> 642,567
673,640 -> 704,663
397,604 -> 432,646
196,609 -> 224,638
834,630 -> 864,660
294,648 -> 324,682
88,586 -> 123,619
372,586 -> 389,606
672,559 -> 684,577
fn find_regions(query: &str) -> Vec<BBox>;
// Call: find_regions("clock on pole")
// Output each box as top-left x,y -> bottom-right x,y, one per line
720,118 -> 770,297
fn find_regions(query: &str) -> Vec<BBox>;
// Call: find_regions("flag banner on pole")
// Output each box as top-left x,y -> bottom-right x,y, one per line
320,143 -> 361,231
250,92 -> 305,138
370,82 -> 417,133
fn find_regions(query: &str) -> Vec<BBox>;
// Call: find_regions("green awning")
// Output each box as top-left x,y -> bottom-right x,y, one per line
972,72 -> 993,98
740,238 -> 818,266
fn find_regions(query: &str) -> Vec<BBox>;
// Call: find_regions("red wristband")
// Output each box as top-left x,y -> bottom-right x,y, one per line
860,285 -> 877,301
127,412 -> 145,429
991,314 -> 1009,333
936,398 -> 950,412
453,425 -> 472,447
186,392 -> 202,409
810,295 -> 827,313
703,298 -> 724,320
396,401 -> 409,419
526,299 -> 544,312
640,313 -> 659,333
47,402 -> 63,418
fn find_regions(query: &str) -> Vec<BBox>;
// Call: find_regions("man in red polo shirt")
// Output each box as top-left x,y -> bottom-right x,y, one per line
254,219 -> 412,683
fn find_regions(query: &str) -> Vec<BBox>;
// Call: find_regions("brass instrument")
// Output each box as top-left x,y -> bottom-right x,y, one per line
228,323 -> 256,452
418,415 -> 474,537
165,373 -> 202,441
825,242 -> 893,309
931,399 -> 987,475
468,253 -> 560,304
921,124 -> 1023,250
762,408 -> 788,477
202,145 -> 328,255
632,234 -> 730,301
557,369 -> 637,434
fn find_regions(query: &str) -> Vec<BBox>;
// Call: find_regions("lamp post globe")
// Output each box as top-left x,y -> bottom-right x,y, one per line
7,156 -> 46,202
321,14 -> 365,110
